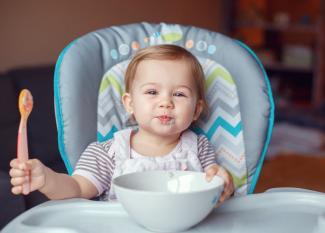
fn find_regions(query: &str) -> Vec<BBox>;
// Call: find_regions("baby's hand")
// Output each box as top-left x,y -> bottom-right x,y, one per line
9,158 -> 46,195
205,164 -> 234,204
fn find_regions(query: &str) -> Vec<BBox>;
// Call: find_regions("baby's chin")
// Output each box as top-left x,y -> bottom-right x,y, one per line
150,126 -> 186,137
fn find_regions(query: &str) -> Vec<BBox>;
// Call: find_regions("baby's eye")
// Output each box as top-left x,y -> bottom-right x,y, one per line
173,92 -> 186,97
145,90 -> 158,95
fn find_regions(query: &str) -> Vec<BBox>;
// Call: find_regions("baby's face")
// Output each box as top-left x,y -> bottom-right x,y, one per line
126,59 -> 202,137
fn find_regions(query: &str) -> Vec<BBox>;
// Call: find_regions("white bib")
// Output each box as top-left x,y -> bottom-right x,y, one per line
107,129 -> 203,200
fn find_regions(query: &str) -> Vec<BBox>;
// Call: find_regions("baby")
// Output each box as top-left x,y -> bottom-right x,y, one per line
9,44 -> 234,203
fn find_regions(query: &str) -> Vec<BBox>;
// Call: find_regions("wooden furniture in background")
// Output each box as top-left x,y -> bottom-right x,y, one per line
255,154 -> 325,193
313,0 -> 325,108
231,0 -> 324,109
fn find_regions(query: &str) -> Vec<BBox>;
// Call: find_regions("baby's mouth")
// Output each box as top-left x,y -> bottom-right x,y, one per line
157,115 -> 173,124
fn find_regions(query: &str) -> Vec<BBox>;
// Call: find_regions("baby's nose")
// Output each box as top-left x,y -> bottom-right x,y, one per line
159,98 -> 174,109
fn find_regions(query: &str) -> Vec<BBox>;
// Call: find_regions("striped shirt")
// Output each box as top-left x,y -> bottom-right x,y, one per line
74,134 -> 217,197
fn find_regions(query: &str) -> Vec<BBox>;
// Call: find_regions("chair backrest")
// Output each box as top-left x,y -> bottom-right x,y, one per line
54,22 -> 274,195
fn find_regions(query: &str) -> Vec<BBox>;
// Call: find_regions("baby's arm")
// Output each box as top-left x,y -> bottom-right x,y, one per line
197,135 -> 234,203
39,166 -> 98,200
9,158 -> 98,200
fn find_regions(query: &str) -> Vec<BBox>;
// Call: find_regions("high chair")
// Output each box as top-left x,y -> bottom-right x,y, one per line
4,23 -> 325,233
54,22 -> 274,196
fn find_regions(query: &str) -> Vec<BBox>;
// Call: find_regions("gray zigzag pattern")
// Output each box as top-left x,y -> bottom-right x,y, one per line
98,92 -> 126,126
98,87 -> 117,108
98,106 -> 123,126
199,98 -> 240,122
215,156 -> 246,177
206,81 -> 236,100
209,98 -> 240,116
98,85 -> 122,107
212,135 -> 244,155
102,96 -> 124,113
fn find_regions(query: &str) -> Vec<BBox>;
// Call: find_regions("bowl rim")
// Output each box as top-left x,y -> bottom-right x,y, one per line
112,170 -> 225,196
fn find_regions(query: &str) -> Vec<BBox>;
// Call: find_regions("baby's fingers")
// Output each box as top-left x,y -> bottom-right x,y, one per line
216,167 -> 234,203
227,179 -> 235,193
205,165 -> 219,182
11,176 -> 29,186
11,186 -> 23,195
219,185 -> 234,203
205,170 -> 215,182
10,159 -> 22,169
10,159 -> 30,171
9,168 -> 26,178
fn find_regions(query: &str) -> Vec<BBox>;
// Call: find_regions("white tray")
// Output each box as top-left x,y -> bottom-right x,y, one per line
2,191 -> 325,233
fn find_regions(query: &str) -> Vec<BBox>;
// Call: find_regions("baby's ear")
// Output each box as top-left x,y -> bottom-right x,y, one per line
193,100 -> 203,121
122,93 -> 133,114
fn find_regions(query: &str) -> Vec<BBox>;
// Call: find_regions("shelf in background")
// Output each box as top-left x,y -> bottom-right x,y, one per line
235,21 -> 317,34
264,63 -> 313,74
276,105 -> 325,131
232,0 -> 324,109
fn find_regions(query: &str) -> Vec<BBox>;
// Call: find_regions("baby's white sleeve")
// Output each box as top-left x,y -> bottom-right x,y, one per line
73,140 -> 115,196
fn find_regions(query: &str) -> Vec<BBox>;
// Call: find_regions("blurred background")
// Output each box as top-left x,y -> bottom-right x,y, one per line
0,0 -> 324,229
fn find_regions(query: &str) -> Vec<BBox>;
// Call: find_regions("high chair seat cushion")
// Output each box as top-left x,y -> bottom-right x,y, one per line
54,22 -> 274,195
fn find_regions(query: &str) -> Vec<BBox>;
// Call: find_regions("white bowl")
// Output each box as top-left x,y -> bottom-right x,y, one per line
113,171 -> 224,232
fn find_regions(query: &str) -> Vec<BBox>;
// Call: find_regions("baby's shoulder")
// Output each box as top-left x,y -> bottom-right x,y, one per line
86,139 -> 114,156
197,133 -> 209,142
183,129 -> 209,142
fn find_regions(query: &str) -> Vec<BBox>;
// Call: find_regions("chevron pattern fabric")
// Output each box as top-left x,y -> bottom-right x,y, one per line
98,60 -> 130,142
192,58 -> 247,195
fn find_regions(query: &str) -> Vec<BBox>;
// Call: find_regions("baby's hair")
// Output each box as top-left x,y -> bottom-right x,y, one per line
124,44 -> 209,115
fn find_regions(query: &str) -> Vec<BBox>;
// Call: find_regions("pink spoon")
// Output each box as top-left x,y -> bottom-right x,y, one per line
17,89 -> 33,195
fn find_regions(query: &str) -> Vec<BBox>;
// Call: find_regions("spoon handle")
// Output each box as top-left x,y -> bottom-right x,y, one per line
17,118 -> 30,194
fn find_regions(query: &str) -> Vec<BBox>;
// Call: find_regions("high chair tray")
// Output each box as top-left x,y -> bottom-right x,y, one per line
2,191 -> 325,233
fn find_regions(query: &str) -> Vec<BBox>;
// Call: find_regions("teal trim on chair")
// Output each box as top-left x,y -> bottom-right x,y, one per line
54,40 -> 77,175
235,40 -> 275,194
97,125 -> 118,142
